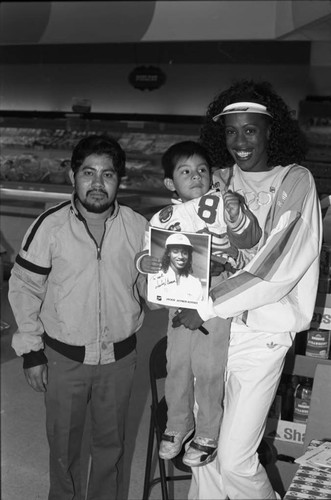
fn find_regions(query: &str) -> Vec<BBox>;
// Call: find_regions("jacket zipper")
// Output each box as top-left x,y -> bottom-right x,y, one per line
97,225 -> 107,360
81,218 -> 107,362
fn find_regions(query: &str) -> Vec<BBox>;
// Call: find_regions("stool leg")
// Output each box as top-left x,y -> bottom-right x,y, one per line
155,425 -> 169,500
142,410 -> 156,500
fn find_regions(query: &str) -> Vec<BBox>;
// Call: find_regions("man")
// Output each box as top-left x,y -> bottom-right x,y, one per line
9,135 -> 148,500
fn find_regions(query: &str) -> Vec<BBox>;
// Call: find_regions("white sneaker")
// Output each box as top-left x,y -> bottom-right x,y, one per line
159,429 -> 194,460
183,436 -> 217,467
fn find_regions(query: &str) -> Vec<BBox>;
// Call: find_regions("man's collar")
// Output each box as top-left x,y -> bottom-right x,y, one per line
71,193 -> 119,221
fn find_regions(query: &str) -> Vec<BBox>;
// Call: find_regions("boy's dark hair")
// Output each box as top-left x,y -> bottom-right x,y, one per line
71,134 -> 126,178
200,79 -> 308,169
162,141 -> 212,179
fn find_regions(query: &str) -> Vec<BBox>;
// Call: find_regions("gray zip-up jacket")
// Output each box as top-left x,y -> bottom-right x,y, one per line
9,194 -> 148,365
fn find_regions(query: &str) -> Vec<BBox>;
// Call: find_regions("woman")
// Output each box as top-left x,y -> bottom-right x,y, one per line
172,80 -> 322,499
149,232 -> 204,304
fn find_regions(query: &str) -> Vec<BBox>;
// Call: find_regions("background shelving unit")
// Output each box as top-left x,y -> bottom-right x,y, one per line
0,111 -> 202,198
264,98 -> 331,493
0,111 -> 202,264
284,352 -> 331,379
265,293 -> 331,496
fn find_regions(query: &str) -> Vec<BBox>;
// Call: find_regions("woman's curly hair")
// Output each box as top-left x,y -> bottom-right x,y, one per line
200,79 -> 307,169
161,246 -> 193,276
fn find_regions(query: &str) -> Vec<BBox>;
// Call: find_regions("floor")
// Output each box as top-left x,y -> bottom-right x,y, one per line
1,279 -> 191,500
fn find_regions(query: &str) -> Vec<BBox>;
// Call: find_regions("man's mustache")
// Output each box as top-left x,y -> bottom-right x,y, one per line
87,189 -> 108,196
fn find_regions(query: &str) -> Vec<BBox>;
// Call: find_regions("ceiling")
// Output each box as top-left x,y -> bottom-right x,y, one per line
0,1 -> 330,66
0,1 -> 330,44
279,12 -> 331,42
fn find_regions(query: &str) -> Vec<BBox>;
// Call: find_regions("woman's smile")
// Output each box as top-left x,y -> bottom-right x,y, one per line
225,113 -> 271,172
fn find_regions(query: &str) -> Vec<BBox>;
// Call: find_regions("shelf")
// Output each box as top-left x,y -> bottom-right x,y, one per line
0,113 -> 201,195
284,353 -> 331,378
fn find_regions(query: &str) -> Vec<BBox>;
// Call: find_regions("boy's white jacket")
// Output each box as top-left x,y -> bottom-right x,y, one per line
136,188 -> 261,271
198,164 -> 323,335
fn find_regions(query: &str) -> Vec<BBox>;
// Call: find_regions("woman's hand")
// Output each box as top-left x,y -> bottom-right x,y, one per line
172,308 -> 205,331
140,255 -> 162,274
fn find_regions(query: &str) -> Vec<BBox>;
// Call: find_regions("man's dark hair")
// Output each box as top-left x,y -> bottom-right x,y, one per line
200,79 -> 308,169
162,141 -> 213,179
71,134 -> 126,178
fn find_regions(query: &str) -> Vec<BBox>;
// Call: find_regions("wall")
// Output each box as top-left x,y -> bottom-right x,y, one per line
309,42 -> 331,96
1,54 -> 330,263
0,61 -> 321,117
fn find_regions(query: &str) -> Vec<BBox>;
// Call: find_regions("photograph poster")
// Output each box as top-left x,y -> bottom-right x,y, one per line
147,227 -> 211,310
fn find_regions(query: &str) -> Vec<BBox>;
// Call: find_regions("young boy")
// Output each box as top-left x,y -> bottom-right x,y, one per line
136,141 -> 261,467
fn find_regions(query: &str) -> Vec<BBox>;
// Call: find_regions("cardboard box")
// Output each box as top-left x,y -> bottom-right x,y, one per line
264,439 -> 303,496
311,293 -> 331,330
265,460 -> 299,496
264,418 -> 306,444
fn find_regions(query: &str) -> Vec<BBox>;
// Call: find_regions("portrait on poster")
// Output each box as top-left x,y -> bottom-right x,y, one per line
147,227 -> 211,310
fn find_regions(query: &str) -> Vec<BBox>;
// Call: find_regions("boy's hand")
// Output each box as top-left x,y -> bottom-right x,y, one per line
223,190 -> 241,222
140,255 -> 162,274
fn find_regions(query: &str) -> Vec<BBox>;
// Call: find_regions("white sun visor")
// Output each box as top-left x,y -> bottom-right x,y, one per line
213,102 -> 273,122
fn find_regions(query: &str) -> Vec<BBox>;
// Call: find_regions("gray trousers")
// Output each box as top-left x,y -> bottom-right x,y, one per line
45,346 -> 136,500
165,310 -> 230,441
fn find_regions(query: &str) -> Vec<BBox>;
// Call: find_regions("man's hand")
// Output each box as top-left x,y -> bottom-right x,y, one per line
24,364 -> 48,392
172,308 -> 204,331
223,190 -> 241,222
140,255 -> 162,274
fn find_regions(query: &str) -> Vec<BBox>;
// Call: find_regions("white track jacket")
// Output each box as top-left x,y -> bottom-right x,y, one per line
198,164 -> 323,336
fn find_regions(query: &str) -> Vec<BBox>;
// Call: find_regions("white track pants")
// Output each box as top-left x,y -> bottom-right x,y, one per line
188,326 -> 292,500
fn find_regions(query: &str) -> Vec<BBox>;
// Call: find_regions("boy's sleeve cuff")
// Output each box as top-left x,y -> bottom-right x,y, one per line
22,349 -> 48,369
135,251 -> 148,274
224,206 -> 244,229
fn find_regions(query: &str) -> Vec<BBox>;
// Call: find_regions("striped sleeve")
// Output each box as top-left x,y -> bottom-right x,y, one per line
201,168 -> 322,322
9,203 -> 68,357
210,209 -> 303,307
10,259 -> 50,356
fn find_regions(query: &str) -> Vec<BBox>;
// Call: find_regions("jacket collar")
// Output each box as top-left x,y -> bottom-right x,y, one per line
70,192 -> 120,222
